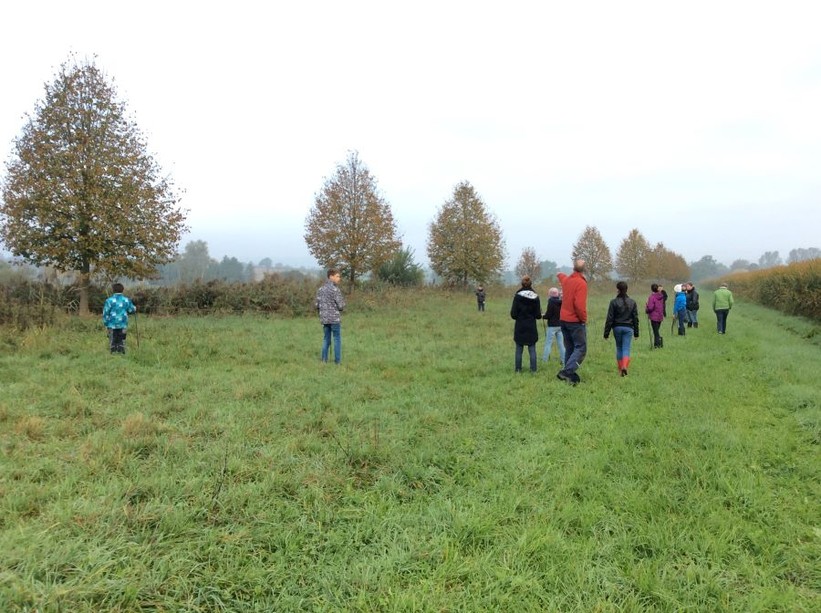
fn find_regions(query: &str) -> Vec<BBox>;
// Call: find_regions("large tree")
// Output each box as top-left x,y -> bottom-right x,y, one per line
646,242 -> 690,282
539,259 -> 558,281
615,228 -> 651,281
688,254 -> 727,283
787,247 -> 821,263
426,181 -> 505,286
571,225 -> 612,282
514,247 -> 541,281
304,151 -> 400,286
177,240 -> 214,283
758,251 -> 782,268
0,57 -> 187,314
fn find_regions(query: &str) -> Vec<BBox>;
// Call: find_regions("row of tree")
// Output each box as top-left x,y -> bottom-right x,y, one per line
1,57 -> 818,319
304,152 -> 506,288
511,227 -> 689,284
303,151 -> 818,287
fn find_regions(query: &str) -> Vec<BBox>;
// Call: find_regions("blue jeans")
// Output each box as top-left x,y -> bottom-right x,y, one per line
560,322 -> 587,374
687,309 -> 698,324
715,309 -> 729,333
676,309 -> 687,334
542,326 -> 565,365
322,323 -> 341,363
613,326 -> 633,360
515,343 -> 537,372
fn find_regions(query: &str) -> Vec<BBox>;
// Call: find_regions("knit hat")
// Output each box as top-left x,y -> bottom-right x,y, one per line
674,284 -> 682,293
548,287 -> 559,297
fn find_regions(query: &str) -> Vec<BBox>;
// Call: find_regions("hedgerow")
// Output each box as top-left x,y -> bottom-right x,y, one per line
709,259 -> 821,321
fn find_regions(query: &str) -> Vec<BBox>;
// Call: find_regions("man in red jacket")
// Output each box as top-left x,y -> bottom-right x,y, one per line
557,258 -> 588,385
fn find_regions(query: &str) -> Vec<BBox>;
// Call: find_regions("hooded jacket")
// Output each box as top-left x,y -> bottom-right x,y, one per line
674,290 -> 687,315
510,287 -> 542,345
645,291 -> 665,323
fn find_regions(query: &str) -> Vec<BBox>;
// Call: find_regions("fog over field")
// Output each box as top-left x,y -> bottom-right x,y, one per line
1,1 -> 820,268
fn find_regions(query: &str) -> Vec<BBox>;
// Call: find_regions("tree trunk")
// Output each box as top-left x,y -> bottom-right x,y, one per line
78,270 -> 91,316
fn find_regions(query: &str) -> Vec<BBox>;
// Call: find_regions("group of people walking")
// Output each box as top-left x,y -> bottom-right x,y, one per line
509,259 -> 589,382
508,259 -> 735,383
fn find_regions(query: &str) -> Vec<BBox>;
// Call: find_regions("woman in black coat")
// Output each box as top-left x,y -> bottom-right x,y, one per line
510,275 -> 542,373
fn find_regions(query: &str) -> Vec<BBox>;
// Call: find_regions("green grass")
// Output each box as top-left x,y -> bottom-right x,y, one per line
1,289 -> 819,611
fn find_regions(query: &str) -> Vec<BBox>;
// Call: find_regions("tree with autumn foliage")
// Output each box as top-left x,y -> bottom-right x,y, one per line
515,247 -> 541,281
571,226 -> 612,282
615,228 -> 651,281
427,181 -> 505,287
647,242 -> 690,281
304,151 -> 400,287
0,57 -> 187,315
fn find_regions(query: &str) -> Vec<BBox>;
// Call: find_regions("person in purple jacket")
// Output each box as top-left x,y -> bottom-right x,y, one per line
645,283 -> 665,348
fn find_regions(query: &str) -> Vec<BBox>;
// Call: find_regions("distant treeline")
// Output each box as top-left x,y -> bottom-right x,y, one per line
708,259 -> 821,322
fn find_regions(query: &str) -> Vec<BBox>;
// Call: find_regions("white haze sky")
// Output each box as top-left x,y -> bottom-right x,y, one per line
1,1 -> 820,269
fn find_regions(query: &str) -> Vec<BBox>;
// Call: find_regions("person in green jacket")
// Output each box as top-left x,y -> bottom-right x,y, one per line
712,282 -> 734,334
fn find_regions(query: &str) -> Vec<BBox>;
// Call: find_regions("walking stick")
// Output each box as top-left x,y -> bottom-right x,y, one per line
648,316 -> 654,351
133,310 -> 140,349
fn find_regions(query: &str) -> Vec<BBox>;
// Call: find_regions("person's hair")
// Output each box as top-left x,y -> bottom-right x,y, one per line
549,287 -> 559,297
651,283 -> 659,292
327,268 -> 339,278
521,275 -> 532,289
112,282 -> 124,294
573,258 -> 586,273
616,281 -> 628,296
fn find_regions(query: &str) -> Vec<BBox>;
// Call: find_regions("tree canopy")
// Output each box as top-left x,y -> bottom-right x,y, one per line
376,246 -> 425,287
426,181 -> 505,287
571,226 -> 612,282
615,228 -> 651,281
514,247 -> 541,281
688,255 -> 728,283
0,57 -> 187,314
304,151 -> 400,286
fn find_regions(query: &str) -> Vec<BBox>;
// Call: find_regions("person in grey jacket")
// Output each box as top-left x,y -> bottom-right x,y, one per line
315,268 -> 346,363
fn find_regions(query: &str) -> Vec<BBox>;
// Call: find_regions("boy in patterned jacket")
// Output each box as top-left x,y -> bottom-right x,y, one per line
103,282 -> 136,354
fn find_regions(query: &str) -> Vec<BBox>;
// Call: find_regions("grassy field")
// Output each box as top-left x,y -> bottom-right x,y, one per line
1,288 -> 819,611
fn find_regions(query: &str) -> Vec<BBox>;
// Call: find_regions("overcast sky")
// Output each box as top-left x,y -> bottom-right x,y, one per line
1,1 -> 819,269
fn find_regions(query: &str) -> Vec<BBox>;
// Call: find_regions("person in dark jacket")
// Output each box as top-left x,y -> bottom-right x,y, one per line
541,287 -> 565,366
510,275 -> 542,373
475,285 -> 486,312
603,281 -> 639,376
685,282 -> 700,328
659,285 -> 668,318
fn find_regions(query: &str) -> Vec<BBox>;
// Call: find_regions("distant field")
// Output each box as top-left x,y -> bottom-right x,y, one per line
1,289 -> 818,611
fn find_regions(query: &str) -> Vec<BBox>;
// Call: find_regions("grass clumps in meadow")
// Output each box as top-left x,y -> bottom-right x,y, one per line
0,289 -> 818,611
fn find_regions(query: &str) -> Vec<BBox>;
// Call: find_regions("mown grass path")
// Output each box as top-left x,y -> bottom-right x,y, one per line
1,290 -> 818,611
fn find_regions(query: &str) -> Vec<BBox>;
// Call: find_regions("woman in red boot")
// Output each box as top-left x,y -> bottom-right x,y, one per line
603,281 -> 639,376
